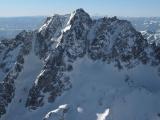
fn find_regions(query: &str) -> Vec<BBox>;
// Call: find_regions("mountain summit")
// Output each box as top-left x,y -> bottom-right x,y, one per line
0,9 -> 160,120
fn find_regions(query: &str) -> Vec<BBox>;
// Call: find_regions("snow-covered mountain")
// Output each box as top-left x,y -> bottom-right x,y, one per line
0,9 -> 160,120
122,17 -> 160,45
123,17 -> 160,32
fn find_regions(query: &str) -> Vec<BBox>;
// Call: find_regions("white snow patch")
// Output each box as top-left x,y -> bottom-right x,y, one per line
77,107 -> 83,113
55,34 -> 63,48
44,104 -> 69,120
67,12 -> 76,25
35,69 -> 45,85
63,25 -> 71,32
39,18 -> 52,32
97,108 -> 110,120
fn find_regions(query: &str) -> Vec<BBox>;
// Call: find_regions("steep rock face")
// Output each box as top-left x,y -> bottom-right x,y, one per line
88,17 -> 148,68
0,9 -> 160,119
0,31 -> 34,117
26,9 -> 158,112
35,14 -> 70,59
26,9 -> 92,109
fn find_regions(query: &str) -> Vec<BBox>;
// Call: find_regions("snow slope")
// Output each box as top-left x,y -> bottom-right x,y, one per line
1,39 -> 43,120
3,56 -> 159,120
43,57 -> 160,120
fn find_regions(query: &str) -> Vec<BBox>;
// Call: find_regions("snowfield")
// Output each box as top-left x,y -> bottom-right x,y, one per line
2,56 -> 160,120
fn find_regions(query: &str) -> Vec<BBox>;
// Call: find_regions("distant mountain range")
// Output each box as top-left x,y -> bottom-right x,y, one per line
0,16 -> 160,40
122,17 -> 160,45
0,16 -> 45,39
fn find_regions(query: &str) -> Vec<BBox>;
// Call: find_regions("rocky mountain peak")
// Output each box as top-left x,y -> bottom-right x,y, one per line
1,9 -> 160,120
69,8 -> 92,26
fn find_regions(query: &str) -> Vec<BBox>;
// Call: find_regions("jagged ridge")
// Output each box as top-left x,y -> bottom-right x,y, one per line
0,9 -> 160,119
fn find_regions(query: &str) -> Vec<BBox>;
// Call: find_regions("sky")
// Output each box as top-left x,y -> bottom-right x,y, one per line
0,0 -> 160,17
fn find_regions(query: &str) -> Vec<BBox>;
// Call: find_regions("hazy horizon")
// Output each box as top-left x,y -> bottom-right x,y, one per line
0,0 -> 160,17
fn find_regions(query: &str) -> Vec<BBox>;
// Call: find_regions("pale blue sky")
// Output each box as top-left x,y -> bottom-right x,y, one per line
0,0 -> 160,17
